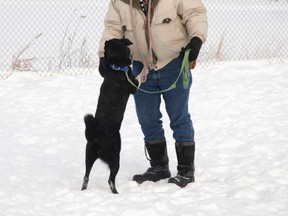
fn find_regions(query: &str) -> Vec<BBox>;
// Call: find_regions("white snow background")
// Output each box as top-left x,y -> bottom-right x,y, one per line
1,61 -> 288,215
1,1 -> 288,216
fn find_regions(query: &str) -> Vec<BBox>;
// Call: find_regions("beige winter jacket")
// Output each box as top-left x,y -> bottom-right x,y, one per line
98,0 -> 208,70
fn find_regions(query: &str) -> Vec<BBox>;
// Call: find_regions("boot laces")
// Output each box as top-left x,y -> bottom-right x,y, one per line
174,175 -> 191,181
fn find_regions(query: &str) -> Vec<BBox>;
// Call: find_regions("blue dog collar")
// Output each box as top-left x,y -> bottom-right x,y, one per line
110,64 -> 129,73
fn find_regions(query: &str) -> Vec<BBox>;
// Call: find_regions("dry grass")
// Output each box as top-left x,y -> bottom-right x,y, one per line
58,10 -> 90,70
215,34 -> 225,62
10,33 -> 43,72
3,9 -> 94,79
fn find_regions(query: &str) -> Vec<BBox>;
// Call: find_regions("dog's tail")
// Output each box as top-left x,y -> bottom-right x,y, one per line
84,114 -> 97,142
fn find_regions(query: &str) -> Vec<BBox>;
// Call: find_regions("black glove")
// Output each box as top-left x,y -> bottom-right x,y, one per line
180,37 -> 203,62
98,57 -> 109,78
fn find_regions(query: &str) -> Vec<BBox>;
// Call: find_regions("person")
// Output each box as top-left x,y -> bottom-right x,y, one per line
98,0 -> 208,188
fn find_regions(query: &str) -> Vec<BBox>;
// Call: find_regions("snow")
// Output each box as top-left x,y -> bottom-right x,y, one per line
1,60 -> 288,215
1,0 -> 288,214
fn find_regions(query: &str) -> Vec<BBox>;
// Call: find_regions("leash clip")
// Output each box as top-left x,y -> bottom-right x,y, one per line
110,64 -> 129,73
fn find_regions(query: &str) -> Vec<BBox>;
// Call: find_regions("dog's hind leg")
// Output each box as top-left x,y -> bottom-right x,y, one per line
81,142 -> 98,191
108,161 -> 120,194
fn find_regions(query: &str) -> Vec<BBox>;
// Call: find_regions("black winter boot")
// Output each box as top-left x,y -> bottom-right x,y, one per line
133,140 -> 171,184
168,142 -> 195,188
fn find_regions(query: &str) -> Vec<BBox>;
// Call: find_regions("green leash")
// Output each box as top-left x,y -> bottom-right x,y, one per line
181,49 -> 191,89
126,49 -> 191,94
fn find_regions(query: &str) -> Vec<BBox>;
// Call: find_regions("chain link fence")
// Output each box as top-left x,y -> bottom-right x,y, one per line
1,0 -> 287,79
203,0 -> 288,65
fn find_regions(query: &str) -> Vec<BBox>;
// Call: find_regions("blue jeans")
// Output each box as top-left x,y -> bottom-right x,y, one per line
132,57 -> 194,143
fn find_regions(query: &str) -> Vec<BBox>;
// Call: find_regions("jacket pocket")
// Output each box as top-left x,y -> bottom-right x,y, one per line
153,13 -> 187,45
152,13 -> 188,61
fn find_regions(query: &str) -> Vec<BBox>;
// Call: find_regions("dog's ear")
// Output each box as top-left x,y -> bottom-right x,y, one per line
104,40 -> 110,56
104,40 -> 111,49
121,38 -> 133,46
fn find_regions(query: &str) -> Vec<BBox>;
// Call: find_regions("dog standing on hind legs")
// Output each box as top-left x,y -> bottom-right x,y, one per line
81,38 -> 138,194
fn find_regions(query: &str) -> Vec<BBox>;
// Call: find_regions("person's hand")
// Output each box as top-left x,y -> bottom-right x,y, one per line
180,37 -> 203,62
98,57 -> 109,77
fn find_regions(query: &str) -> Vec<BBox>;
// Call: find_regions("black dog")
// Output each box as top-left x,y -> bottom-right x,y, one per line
81,38 -> 138,194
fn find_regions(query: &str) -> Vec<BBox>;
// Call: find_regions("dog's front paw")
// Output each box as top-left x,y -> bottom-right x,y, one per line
128,72 -> 139,94
99,57 -> 109,78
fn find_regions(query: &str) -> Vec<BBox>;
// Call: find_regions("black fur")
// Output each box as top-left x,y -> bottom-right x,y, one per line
81,38 -> 138,194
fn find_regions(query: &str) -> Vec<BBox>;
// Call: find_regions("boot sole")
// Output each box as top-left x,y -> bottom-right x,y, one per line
133,172 -> 171,184
168,176 -> 194,188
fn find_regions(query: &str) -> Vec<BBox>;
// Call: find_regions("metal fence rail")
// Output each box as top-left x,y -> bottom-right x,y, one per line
1,0 -> 287,78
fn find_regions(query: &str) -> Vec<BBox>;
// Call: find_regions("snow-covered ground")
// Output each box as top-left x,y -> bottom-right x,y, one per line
1,60 -> 288,215
1,0 -> 288,215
